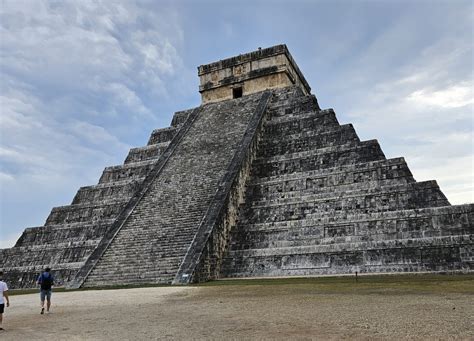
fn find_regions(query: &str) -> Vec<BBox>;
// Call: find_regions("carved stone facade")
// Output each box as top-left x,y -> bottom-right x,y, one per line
199,45 -> 310,104
1,45 -> 472,288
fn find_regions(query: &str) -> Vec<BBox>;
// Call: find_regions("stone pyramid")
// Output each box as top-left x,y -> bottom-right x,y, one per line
1,45 -> 472,289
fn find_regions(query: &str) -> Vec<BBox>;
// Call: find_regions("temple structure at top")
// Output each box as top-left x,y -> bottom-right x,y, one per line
198,45 -> 311,103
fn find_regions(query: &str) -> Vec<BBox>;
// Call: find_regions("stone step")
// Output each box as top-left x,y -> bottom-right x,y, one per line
255,140 -> 371,164
0,261 -> 84,273
247,177 -> 414,203
85,259 -> 181,271
260,123 -> 355,146
231,230 -> 469,250
90,255 -> 184,269
108,226 -> 198,239
232,221 -> 471,249
128,203 -> 208,217
267,86 -> 306,105
100,238 -> 195,255
230,205 -> 472,250
170,108 -> 194,127
233,204 -> 473,232
98,160 -> 156,184
93,254 -> 184,272
259,124 -> 360,158
14,221 -> 113,247
72,179 -> 142,205
263,109 -> 340,137
220,235 -> 472,278
96,252 -> 186,266
124,142 -> 169,164
84,273 -> 175,286
2,239 -> 101,252
246,163 -> 415,203
86,267 -> 179,279
267,94 -> 320,118
251,140 -> 386,177
225,234 -> 471,258
238,181 -> 449,224
84,257 -> 182,286
244,180 -> 445,209
103,240 -> 197,256
267,87 -> 313,103
45,199 -> 129,225
86,271 -> 178,283
1,244 -> 97,267
250,157 -> 412,186
96,253 -> 186,266
147,126 -> 178,145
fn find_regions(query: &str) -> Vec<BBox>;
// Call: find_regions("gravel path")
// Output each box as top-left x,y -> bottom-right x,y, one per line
1,284 -> 473,340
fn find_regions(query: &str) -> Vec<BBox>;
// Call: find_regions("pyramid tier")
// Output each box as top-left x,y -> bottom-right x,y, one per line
72,179 -> 144,205
124,142 -> 169,164
229,205 -> 473,250
222,235 -> 473,278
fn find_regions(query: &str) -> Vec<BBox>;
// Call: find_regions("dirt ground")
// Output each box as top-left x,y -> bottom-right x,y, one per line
1,277 -> 473,340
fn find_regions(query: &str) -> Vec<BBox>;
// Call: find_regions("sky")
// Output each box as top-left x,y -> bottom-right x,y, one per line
0,0 -> 473,248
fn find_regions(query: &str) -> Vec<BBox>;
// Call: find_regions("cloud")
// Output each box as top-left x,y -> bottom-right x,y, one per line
0,172 -> 14,183
0,0 -> 185,247
407,83 -> 473,109
340,29 -> 473,205
0,231 -> 22,249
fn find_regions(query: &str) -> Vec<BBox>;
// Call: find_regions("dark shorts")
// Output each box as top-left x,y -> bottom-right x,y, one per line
40,289 -> 52,301
0,303 -> 4,314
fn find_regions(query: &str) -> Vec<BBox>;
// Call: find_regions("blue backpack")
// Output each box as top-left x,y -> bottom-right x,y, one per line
39,273 -> 53,290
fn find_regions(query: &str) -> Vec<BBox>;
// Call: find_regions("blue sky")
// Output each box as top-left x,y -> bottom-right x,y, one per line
1,0 -> 472,248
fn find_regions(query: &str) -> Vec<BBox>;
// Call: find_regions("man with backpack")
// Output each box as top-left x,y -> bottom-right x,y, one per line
37,267 -> 54,314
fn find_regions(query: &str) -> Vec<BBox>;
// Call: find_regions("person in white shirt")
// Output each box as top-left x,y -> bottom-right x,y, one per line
0,271 -> 10,331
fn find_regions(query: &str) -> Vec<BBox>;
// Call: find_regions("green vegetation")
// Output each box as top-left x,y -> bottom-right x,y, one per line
7,273 -> 474,296
198,273 -> 474,295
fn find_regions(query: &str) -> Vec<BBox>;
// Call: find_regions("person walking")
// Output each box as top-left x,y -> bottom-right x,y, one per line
37,267 -> 54,314
0,271 -> 10,331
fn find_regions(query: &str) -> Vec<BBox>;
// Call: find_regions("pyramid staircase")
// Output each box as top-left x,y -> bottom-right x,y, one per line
80,91 -> 271,287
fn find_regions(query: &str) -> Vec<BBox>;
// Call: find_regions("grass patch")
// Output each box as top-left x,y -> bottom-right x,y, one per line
8,274 -> 474,296
8,287 -> 67,296
196,273 -> 474,295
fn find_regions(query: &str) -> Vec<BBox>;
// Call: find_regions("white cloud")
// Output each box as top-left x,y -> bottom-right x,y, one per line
407,83 -> 473,109
334,8 -> 473,206
0,232 -> 22,249
0,0 -> 185,247
0,172 -> 15,183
